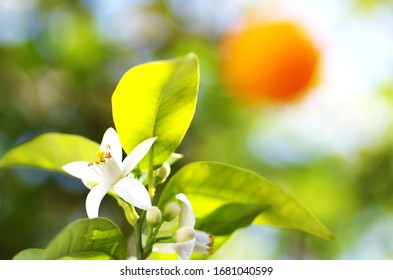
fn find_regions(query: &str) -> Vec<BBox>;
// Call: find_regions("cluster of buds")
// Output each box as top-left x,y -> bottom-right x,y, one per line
144,193 -> 214,260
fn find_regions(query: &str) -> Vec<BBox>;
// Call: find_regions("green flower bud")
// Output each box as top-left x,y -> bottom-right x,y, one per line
175,226 -> 195,243
146,206 -> 162,227
162,201 -> 181,222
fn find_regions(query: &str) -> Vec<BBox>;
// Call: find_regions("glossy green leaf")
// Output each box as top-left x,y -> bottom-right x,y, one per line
112,53 -> 199,169
42,218 -> 127,260
196,203 -> 269,236
160,161 -> 335,240
13,248 -> 45,260
0,133 -> 99,174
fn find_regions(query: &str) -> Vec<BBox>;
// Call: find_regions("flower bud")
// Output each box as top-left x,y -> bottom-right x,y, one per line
162,202 -> 181,222
175,226 -> 195,243
146,206 -> 162,227
154,162 -> 171,183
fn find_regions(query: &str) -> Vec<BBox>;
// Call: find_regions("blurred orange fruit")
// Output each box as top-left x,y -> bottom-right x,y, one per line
219,20 -> 320,103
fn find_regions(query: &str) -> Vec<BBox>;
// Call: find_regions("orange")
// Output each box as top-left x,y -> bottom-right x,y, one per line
219,20 -> 320,103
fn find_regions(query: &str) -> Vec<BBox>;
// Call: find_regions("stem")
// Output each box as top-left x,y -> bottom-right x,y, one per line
148,167 -> 155,198
143,219 -> 166,258
152,219 -> 165,238
135,211 -> 146,260
138,150 -> 156,259
143,226 -> 154,257
154,236 -> 173,243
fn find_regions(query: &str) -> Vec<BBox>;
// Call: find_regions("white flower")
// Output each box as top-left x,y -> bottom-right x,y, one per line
62,127 -> 156,218
154,193 -> 214,260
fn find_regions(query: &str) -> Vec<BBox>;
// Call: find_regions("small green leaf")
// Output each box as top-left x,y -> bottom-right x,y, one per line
196,203 -> 269,236
160,161 -> 335,240
112,53 -> 199,169
13,248 -> 45,260
0,133 -> 99,174
42,218 -> 127,260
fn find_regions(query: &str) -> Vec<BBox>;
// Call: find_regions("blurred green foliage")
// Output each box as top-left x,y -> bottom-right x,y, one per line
1,0 -> 393,259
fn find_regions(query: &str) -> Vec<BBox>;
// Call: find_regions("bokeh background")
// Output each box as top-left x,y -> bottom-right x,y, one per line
1,0 -> 393,259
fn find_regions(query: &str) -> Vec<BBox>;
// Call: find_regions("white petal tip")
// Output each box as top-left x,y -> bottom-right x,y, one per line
146,136 -> 158,144
137,201 -> 153,211
85,184 -> 112,219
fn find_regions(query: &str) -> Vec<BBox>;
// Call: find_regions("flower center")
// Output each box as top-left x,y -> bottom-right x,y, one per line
96,150 -> 105,162
87,149 -> 122,184
92,149 -> 113,165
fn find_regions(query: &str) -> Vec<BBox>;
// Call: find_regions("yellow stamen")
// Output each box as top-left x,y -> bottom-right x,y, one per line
96,150 -> 105,162
208,233 -> 215,255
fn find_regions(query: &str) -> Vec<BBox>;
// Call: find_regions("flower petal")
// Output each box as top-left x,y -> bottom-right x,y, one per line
172,238 -> 196,260
175,193 -> 196,227
100,127 -> 123,164
85,183 -> 112,218
113,177 -> 152,210
193,230 -> 214,255
82,179 -> 97,190
121,137 -> 157,176
153,243 -> 175,254
62,161 -> 103,183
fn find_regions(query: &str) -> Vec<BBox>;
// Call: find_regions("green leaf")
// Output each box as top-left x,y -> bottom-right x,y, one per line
0,133 -> 99,174
59,252 -> 113,260
42,218 -> 127,260
196,203 -> 269,236
13,248 -> 45,260
112,53 -> 199,169
160,161 -> 335,240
